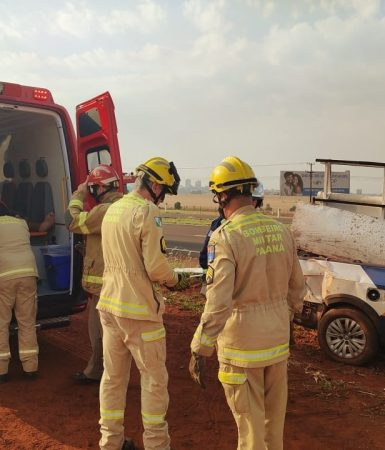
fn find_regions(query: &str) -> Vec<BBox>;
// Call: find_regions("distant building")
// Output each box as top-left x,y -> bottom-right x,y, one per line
195,180 -> 202,189
185,179 -> 192,191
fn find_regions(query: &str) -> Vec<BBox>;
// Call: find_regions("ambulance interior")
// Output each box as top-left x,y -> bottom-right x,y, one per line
0,105 -> 73,296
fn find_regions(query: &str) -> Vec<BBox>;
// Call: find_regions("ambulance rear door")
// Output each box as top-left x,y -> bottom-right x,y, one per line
75,92 -> 123,189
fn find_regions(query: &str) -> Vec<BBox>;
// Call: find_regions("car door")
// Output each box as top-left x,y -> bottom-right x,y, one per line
75,92 -> 123,190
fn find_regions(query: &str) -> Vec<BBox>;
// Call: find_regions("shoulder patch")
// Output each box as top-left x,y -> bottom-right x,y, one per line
206,265 -> 214,285
160,236 -> 167,254
207,244 -> 216,263
155,217 -> 162,227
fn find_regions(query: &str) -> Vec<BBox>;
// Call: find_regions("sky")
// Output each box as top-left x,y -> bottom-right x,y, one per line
1,0 -> 385,191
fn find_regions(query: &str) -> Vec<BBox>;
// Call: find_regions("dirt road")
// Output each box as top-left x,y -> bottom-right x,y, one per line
1,286 -> 385,450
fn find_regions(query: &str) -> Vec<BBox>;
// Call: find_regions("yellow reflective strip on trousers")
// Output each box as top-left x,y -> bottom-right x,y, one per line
69,199 -> 83,208
83,274 -> 103,284
218,371 -> 247,385
223,343 -> 289,363
100,408 -> 124,420
99,296 -> 149,315
0,352 -> 11,358
0,267 -> 35,278
19,348 -> 39,355
78,212 -> 90,234
141,327 -> 166,342
141,411 -> 166,425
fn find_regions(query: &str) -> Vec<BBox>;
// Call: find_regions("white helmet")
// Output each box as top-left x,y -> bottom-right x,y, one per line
252,183 -> 264,199
252,183 -> 264,208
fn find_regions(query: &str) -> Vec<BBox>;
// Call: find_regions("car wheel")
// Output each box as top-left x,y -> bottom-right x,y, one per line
318,307 -> 378,365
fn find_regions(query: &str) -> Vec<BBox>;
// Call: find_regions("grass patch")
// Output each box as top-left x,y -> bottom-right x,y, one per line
165,290 -> 205,312
162,216 -> 213,226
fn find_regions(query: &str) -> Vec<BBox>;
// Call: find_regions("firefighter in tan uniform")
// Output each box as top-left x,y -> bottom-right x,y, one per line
0,201 -> 39,383
190,156 -> 305,450
65,164 -> 122,383
97,157 -> 189,450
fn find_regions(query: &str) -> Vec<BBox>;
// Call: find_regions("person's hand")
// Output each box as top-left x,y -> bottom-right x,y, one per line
189,352 -> 206,388
77,176 -> 89,194
168,272 -> 190,291
38,212 -> 55,232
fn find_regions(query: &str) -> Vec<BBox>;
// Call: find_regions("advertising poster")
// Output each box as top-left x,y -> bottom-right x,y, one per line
280,170 -> 350,196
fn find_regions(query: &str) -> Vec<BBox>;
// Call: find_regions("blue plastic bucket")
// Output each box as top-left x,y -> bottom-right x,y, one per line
40,245 -> 71,290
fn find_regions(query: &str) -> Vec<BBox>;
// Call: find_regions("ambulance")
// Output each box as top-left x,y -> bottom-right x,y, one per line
0,81 -> 124,329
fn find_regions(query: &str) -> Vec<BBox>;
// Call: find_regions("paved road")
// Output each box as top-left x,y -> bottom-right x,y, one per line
163,223 -> 207,253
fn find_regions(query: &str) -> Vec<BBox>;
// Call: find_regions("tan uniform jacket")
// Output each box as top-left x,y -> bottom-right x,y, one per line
191,206 -> 305,368
97,191 -> 178,322
65,190 -> 122,295
0,216 -> 38,281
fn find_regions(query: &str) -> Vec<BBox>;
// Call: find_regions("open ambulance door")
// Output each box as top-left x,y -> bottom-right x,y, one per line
75,92 -> 123,191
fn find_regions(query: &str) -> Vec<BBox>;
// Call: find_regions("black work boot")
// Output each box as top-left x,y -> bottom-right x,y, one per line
0,373 -> 9,383
121,437 -> 136,450
23,371 -> 38,380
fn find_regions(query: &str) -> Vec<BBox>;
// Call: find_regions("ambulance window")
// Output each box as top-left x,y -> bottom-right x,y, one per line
87,148 -> 111,172
0,135 -> 12,181
79,107 -> 101,137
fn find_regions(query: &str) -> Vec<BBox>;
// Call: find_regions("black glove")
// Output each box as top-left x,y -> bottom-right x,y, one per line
189,352 -> 206,388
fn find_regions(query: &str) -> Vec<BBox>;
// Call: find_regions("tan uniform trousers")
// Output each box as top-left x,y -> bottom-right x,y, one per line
0,277 -> 38,375
83,295 -> 104,380
99,311 -> 170,450
220,359 -> 288,450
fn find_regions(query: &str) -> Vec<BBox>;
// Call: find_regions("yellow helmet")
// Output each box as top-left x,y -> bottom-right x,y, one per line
136,157 -> 180,195
209,156 -> 257,193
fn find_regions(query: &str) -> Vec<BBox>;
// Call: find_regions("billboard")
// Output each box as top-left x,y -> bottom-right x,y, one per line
280,170 -> 350,196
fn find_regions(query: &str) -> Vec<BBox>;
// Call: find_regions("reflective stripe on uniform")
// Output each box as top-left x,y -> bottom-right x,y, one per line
141,411 -> 166,425
98,296 -> 149,316
0,267 -> 35,278
193,324 -> 217,348
104,194 -> 146,223
0,351 -> 11,358
218,371 -> 247,385
226,213 -> 280,233
141,327 -> 165,342
223,343 -> 289,363
19,348 -> 39,355
0,217 -> 23,225
69,199 -> 83,209
78,212 -> 90,234
121,195 -> 146,206
100,408 -> 124,420
83,274 -> 103,284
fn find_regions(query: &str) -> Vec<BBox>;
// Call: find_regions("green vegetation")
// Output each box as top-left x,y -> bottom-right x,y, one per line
165,291 -> 205,312
162,216 -> 212,226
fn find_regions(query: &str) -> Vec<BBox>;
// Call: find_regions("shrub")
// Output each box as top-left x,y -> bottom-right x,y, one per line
289,205 -> 296,212
174,201 -> 182,210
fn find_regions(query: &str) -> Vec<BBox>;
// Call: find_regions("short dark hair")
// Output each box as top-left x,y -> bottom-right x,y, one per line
284,171 -> 294,180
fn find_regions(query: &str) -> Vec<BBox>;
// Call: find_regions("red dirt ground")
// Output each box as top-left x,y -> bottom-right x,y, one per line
1,285 -> 385,450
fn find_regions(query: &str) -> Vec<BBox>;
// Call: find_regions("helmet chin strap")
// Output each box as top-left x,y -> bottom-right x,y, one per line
213,192 -> 229,209
143,178 -> 167,204
90,185 -> 113,203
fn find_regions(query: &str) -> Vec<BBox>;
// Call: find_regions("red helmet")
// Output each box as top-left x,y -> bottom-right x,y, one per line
88,165 -> 119,187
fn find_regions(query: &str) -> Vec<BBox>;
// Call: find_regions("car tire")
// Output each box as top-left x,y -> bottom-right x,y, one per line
318,307 -> 378,365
